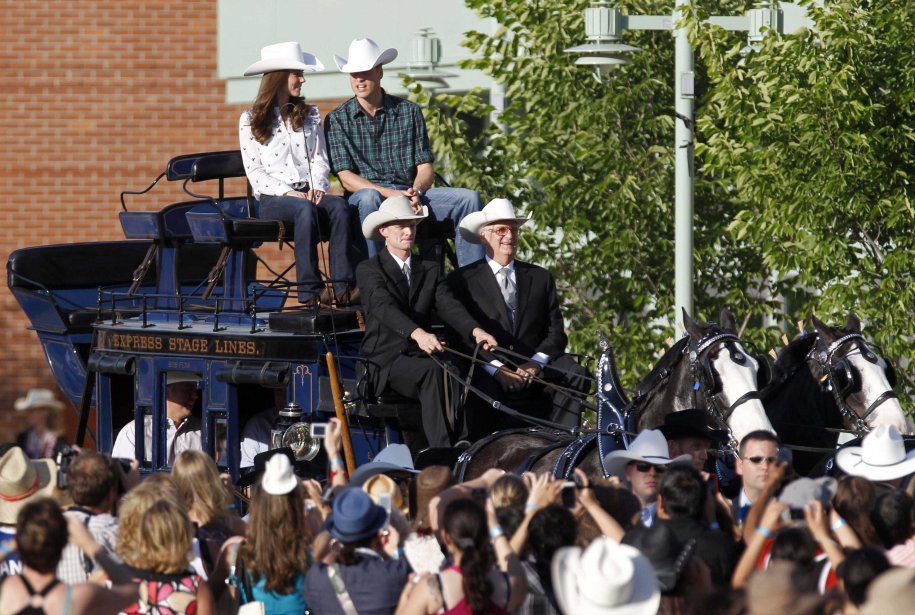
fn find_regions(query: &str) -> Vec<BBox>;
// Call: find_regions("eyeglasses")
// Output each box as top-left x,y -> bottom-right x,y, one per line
482,225 -> 519,237
631,462 -> 666,474
743,456 -> 778,465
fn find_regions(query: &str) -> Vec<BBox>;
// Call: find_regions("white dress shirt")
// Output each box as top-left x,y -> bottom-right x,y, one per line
483,256 -> 550,376
238,105 -> 331,198
239,407 -> 278,469
111,414 -> 202,465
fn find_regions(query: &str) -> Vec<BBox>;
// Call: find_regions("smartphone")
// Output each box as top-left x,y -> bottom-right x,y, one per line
310,422 -> 328,438
561,481 -> 577,508
379,492 -> 392,529
789,507 -> 805,520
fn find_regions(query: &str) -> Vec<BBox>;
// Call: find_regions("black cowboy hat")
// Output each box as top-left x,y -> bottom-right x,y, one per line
659,409 -> 727,443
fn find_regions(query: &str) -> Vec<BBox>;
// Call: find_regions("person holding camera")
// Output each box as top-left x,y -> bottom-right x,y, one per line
240,42 -> 355,306
57,451 -> 137,584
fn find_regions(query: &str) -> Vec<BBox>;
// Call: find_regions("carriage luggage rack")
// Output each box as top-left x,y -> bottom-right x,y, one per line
96,277 -> 359,335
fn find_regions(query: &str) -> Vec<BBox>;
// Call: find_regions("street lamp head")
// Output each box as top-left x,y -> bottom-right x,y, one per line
564,1 -> 641,82
740,2 -> 783,57
399,28 -> 456,91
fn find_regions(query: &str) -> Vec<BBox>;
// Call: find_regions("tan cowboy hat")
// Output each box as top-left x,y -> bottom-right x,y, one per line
14,388 -> 65,413
361,196 -> 428,241
835,424 -> 915,481
334,38 -> 398,73
602,429 -> 692,479
552,537 -> 661,615
244,41 -> 325,76
362,473 -> 408,515
859,567 -> 915,615
458,198 -> 531,244
0,447 -> 58,524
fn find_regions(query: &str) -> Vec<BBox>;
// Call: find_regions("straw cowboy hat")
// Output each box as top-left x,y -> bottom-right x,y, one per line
835,424 -> 915,481
244,41 -> 325,76
14,388 -> 65,413
0,447 -> 58,525
361,196 -> 428,241
362,473 -> 408,515
603,429 -> 692,478
334,38 -> 398,73
859,567 -> 915,615
552,536 -> 661,615
458,198 -> 531,244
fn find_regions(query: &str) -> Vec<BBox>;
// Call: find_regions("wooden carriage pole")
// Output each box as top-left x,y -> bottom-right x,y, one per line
326,351 -> 357,474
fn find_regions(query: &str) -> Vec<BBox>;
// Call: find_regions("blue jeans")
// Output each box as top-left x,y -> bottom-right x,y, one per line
347,185 -> 485,266
258,194 -> 354,300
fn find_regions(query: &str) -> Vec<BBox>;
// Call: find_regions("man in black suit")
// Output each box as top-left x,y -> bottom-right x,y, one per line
446,199 -> 591,438
356,195 -> 496,450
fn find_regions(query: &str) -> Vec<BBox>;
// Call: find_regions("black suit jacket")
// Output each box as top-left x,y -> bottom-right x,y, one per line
356,251 -> 478,394
445,259 -> 567,359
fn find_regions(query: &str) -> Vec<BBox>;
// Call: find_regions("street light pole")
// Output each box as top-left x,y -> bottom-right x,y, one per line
674,11 -> 695,328
565,1 -> 807,333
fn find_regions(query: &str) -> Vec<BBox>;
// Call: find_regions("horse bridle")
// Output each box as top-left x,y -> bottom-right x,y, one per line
811,333 -> 898,435
688,332 -> 764,452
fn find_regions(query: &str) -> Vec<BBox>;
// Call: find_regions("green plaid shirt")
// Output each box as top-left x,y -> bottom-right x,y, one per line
325,91 -> 434,187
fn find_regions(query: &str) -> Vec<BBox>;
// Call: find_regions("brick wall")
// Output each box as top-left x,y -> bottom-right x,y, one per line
0,1 -> 344,443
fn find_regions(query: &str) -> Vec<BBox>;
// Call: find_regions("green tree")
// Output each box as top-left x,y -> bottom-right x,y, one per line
411,0 -> 772,385
689,0 -> 915,399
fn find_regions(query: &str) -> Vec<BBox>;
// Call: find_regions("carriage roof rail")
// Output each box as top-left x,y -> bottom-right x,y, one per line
120,150 -> 247,211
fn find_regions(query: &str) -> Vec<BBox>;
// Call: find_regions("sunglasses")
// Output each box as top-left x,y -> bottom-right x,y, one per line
482,225 -> 520,237
743,455 -> 778,465
631,462 -> 666,474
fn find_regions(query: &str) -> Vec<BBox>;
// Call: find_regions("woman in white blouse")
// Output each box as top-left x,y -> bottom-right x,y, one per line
239,42 -> 355,305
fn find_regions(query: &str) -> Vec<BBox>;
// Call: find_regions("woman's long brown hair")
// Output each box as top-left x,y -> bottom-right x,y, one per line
239,482 -> 310,593
249,70 -> 312,145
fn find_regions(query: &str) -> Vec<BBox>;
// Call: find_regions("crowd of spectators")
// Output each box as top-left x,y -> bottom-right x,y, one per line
4,408 -> 915,614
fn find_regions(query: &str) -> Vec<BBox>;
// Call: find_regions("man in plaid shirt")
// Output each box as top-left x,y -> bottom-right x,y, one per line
325,38 -> 484,266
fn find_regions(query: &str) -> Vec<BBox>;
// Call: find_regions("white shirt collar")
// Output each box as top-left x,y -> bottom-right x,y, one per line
485,255 -> 514,275
388,251 -> 412,269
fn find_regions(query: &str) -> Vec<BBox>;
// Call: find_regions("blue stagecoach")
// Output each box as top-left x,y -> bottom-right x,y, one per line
7,150 -> 427,482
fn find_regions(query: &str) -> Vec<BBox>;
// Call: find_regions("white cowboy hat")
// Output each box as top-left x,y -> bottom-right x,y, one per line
362,196 -> 428,241
0,447 -> 58,524
552,537 -> 661,615
14,388 -> 65,412
244,41 -> 325,76
334,38 -> 398,73
603,429 -> 692,478
835,425 -> 915,482
261,452 -> 299,496
458,198 -> 531,244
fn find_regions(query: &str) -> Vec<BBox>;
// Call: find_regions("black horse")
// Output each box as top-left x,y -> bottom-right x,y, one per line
455,309 -> 774,480
763,314 -> 908,475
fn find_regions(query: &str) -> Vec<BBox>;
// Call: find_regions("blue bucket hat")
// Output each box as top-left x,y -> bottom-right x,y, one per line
326,487 -> 388,543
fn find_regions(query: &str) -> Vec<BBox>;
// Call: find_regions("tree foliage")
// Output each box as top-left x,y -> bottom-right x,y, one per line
411,0 -> 915,403
688,0 -> 915,397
